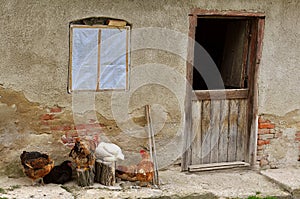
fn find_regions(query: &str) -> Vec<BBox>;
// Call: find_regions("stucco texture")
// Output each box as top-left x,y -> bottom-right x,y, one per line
0,0 -> 299,175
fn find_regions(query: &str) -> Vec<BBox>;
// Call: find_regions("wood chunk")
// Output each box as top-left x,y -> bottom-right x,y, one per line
76,167 -> 94,187
107,20 -> 127,27
95,159 -> 115,186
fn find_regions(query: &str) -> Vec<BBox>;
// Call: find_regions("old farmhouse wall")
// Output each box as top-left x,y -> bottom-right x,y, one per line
0,0 -> 299,176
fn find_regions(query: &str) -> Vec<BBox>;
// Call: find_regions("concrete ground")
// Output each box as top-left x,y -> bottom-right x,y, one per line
0,166 -> 299,199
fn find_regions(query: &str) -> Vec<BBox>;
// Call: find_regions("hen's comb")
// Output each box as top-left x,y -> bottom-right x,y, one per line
140,149 -> 146,154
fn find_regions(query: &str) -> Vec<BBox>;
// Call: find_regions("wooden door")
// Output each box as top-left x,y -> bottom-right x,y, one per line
190,91 -> 248,165
182,9 -> 265,171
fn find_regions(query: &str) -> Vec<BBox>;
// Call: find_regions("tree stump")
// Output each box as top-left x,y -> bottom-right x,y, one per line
95,159 -> 115,186
76,167 -> 94,187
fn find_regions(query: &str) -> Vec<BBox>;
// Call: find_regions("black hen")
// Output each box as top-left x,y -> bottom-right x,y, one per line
43,160 -> 72,184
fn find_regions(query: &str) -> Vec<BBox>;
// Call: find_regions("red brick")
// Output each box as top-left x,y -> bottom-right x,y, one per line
89,119 -> 97,123
295,132 -> 300,137
264,140 -> 271,145
258,116 -> 270,124
65,131 -> 79,138
62,125 -> 72,131
257,140 -> 265,146
50,125 -> 63,131
257,140 -> 270,146
295,137 -> 300,141
51,125 -> 72,131
50,107 -> 62,113
259,122 -> 275,129
40,114 -> 54,120
75,124 -> 86,130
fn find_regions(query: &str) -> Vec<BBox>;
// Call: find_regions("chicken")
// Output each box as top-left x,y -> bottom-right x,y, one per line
43,160 -> 73,184
69,138 -> 95,169
116,164 -> 137,181
20,151 -> 54,185
95,142 -> 124,162
116,149 -> 154,187
136,149 -> 154,187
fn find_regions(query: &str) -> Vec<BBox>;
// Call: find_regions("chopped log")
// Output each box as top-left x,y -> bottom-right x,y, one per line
76,167 -> 94,187
95,159 -> 116,186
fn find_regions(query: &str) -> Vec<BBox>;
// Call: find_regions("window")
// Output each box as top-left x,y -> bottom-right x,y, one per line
68,21 -> 130,92
193,18 -> 253,90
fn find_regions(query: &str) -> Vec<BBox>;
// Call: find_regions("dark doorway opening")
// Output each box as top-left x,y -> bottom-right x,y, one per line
193,18 -> 252,90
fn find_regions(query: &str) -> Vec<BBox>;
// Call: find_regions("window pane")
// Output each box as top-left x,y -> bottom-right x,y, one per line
100,65 -> 126,89
100,28 -> 127,89
72,28 -> 98,90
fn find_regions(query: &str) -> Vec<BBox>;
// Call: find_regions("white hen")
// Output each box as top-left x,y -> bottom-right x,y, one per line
95,142 -> 124,162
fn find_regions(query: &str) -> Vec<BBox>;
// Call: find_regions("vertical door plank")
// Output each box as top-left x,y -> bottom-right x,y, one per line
220,21 -> 248,88
210,100 -> 221,163
236,99 -> 247,161
201,100 -> 211,164
227,100 -> 239,162
191,101 -> 202,165
218,100 -> 229,163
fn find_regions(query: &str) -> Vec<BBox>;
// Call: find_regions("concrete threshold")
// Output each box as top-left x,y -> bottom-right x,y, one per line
261,166 -> 300,199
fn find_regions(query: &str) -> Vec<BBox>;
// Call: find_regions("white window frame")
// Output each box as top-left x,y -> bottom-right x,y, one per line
68,24 -> 130,92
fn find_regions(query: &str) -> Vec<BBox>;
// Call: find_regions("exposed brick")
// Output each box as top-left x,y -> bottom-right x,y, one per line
89,119 -> 97,123
50,107 -> 62,113
258,116 -> 270,124
40,114 -> 54,120
61,135 -> 73,144
259,122 -> 275,129
264,140 -> 271,145
258,140 -> 270,146
257,140 -> 265,146
65,131 -> 79,138
50,125 -> 72,131
75,124 -> 86,130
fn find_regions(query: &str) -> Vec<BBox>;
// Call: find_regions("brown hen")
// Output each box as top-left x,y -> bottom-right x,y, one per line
69,137 -> 95,169
116,149 -> 154,187
20,151 -> 54,185
136,149 -> 154,187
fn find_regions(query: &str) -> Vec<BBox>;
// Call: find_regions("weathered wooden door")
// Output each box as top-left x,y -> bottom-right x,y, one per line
182,9 -> 265,171
190,91 -> 248,165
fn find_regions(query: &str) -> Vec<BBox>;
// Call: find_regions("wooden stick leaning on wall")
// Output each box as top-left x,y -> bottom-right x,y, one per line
145,105 -> 160,187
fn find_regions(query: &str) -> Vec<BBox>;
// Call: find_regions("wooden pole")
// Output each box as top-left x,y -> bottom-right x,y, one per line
145,105 -> 160,186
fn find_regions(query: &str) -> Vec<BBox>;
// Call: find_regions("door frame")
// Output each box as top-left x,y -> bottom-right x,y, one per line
182,9 -> 265,171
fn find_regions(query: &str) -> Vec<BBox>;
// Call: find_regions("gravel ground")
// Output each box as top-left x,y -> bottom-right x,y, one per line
0,166 -> 296,199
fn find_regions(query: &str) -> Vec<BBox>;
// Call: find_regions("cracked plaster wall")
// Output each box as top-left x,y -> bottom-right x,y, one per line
0,0 -> 299,176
